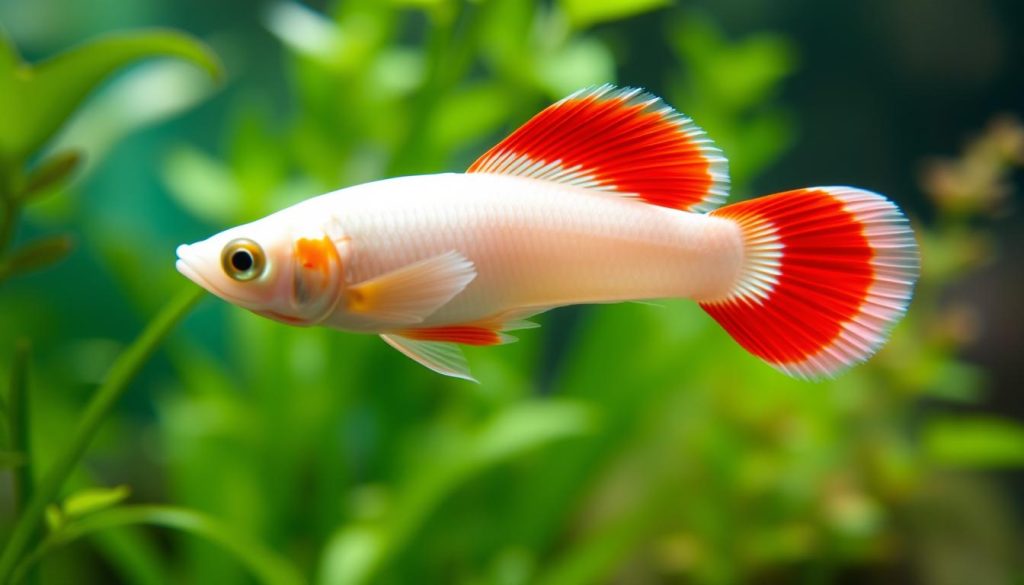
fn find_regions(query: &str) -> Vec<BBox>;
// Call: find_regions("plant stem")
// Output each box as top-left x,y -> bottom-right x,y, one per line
387,1 -> 479,176
0,195 -> 17,259
6,340 -> 34,584
0,286 -> 205,583
7,339 -> 32,511
0,160 -> 21,258
11,505 -> 303,585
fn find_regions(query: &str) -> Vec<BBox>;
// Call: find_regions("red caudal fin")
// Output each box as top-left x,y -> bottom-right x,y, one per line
699,187 -> 919,379
468,85 -> 729,212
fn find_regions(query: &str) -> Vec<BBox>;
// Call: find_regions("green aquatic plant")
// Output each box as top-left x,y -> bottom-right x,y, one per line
0,29 -> 303,585
0,29 -> 219,283
148,4 -> 1019,584
2,1 -> 1022,583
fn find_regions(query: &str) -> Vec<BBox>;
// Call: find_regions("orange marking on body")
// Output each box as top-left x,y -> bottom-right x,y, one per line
398,326 -> 502,346
295,237 -> 334,275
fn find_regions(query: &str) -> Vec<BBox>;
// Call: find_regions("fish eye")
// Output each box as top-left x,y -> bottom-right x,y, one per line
221,238 -> 266,282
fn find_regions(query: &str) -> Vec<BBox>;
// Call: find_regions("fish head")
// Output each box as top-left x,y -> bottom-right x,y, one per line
176,215 -> 345,325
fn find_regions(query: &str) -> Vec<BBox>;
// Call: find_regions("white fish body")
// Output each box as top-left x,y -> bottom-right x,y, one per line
176,85 -> 919,381
289,173 -> 743,330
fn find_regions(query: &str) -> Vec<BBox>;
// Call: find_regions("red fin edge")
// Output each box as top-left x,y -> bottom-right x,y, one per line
468,85 -> 729,212
700,187 -> 919,379
397,326 -> 504,346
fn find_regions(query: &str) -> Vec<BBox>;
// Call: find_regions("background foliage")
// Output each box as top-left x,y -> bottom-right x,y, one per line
1,0 -> 1023,583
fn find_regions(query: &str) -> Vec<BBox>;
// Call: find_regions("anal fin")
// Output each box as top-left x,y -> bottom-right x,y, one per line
380,334 -> 477,382
380,307 -> 555,381
395,326 -> 515,346
395,306 -> 549,346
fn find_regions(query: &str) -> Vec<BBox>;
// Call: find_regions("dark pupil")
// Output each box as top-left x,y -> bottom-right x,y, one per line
231,250 -> 254,272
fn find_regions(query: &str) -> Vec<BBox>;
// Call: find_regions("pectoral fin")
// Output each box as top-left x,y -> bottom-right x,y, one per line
380,334 -> 477,382
346,251 -> 476,325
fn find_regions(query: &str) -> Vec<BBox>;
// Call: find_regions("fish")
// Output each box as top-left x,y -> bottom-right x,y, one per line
175,85 -> 919,382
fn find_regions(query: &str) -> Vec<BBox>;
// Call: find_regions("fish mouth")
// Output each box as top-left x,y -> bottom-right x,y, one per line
175,244 -> 223,296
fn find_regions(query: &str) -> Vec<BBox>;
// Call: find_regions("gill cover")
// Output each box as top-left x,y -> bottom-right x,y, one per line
291,232 -> 344,322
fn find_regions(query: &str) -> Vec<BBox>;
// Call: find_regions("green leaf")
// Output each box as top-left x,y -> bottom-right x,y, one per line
0,29 -> 222,162
63,485 -> 132,519
90,527 -> 169,585
535,38 -> 615,99
670,15 -> 796,112
47,59 -> 220,181
429,83 -> 513,152
14,505 -> 304,585
0,451 -> 25,468
45,505 -> 64,532
19,150 -> 83,201
369,48 -> 426,98
923,360 -> 986,403
924,416 -> 1024,468
228,102 -> 288,216
263,1 -> 344,65
469,400 -> 596,465
6,339 -> 33,549
0,27 -> 22,85
559,0 -> 672,28
2,234 -> 73,278
161,145 -> 242,224
0,287 -> 205,582
318,400 -> 595,585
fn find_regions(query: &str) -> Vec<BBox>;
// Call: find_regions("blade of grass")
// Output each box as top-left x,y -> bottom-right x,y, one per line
1,30 -> 222,161
0,286 -> 205,583
7,339 -> 32,511
318,400 -> 595,585
6,340 -> 33,584
0,184 -> 19,258
91,528 -> 168,585
10,505 -> 303,585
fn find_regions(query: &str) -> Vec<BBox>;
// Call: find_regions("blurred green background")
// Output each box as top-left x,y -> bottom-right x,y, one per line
2,0 -> 1024,583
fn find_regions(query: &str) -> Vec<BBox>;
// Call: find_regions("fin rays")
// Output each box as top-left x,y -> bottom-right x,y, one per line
468,84 -> 729,212
346,251 -> 476,325
701,187 -> 919,380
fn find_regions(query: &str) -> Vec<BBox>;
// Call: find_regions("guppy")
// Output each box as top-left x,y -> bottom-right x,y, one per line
176,85 -> 919,381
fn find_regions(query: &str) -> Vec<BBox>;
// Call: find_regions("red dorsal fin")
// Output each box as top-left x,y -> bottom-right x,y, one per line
467,85 -> 729,212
